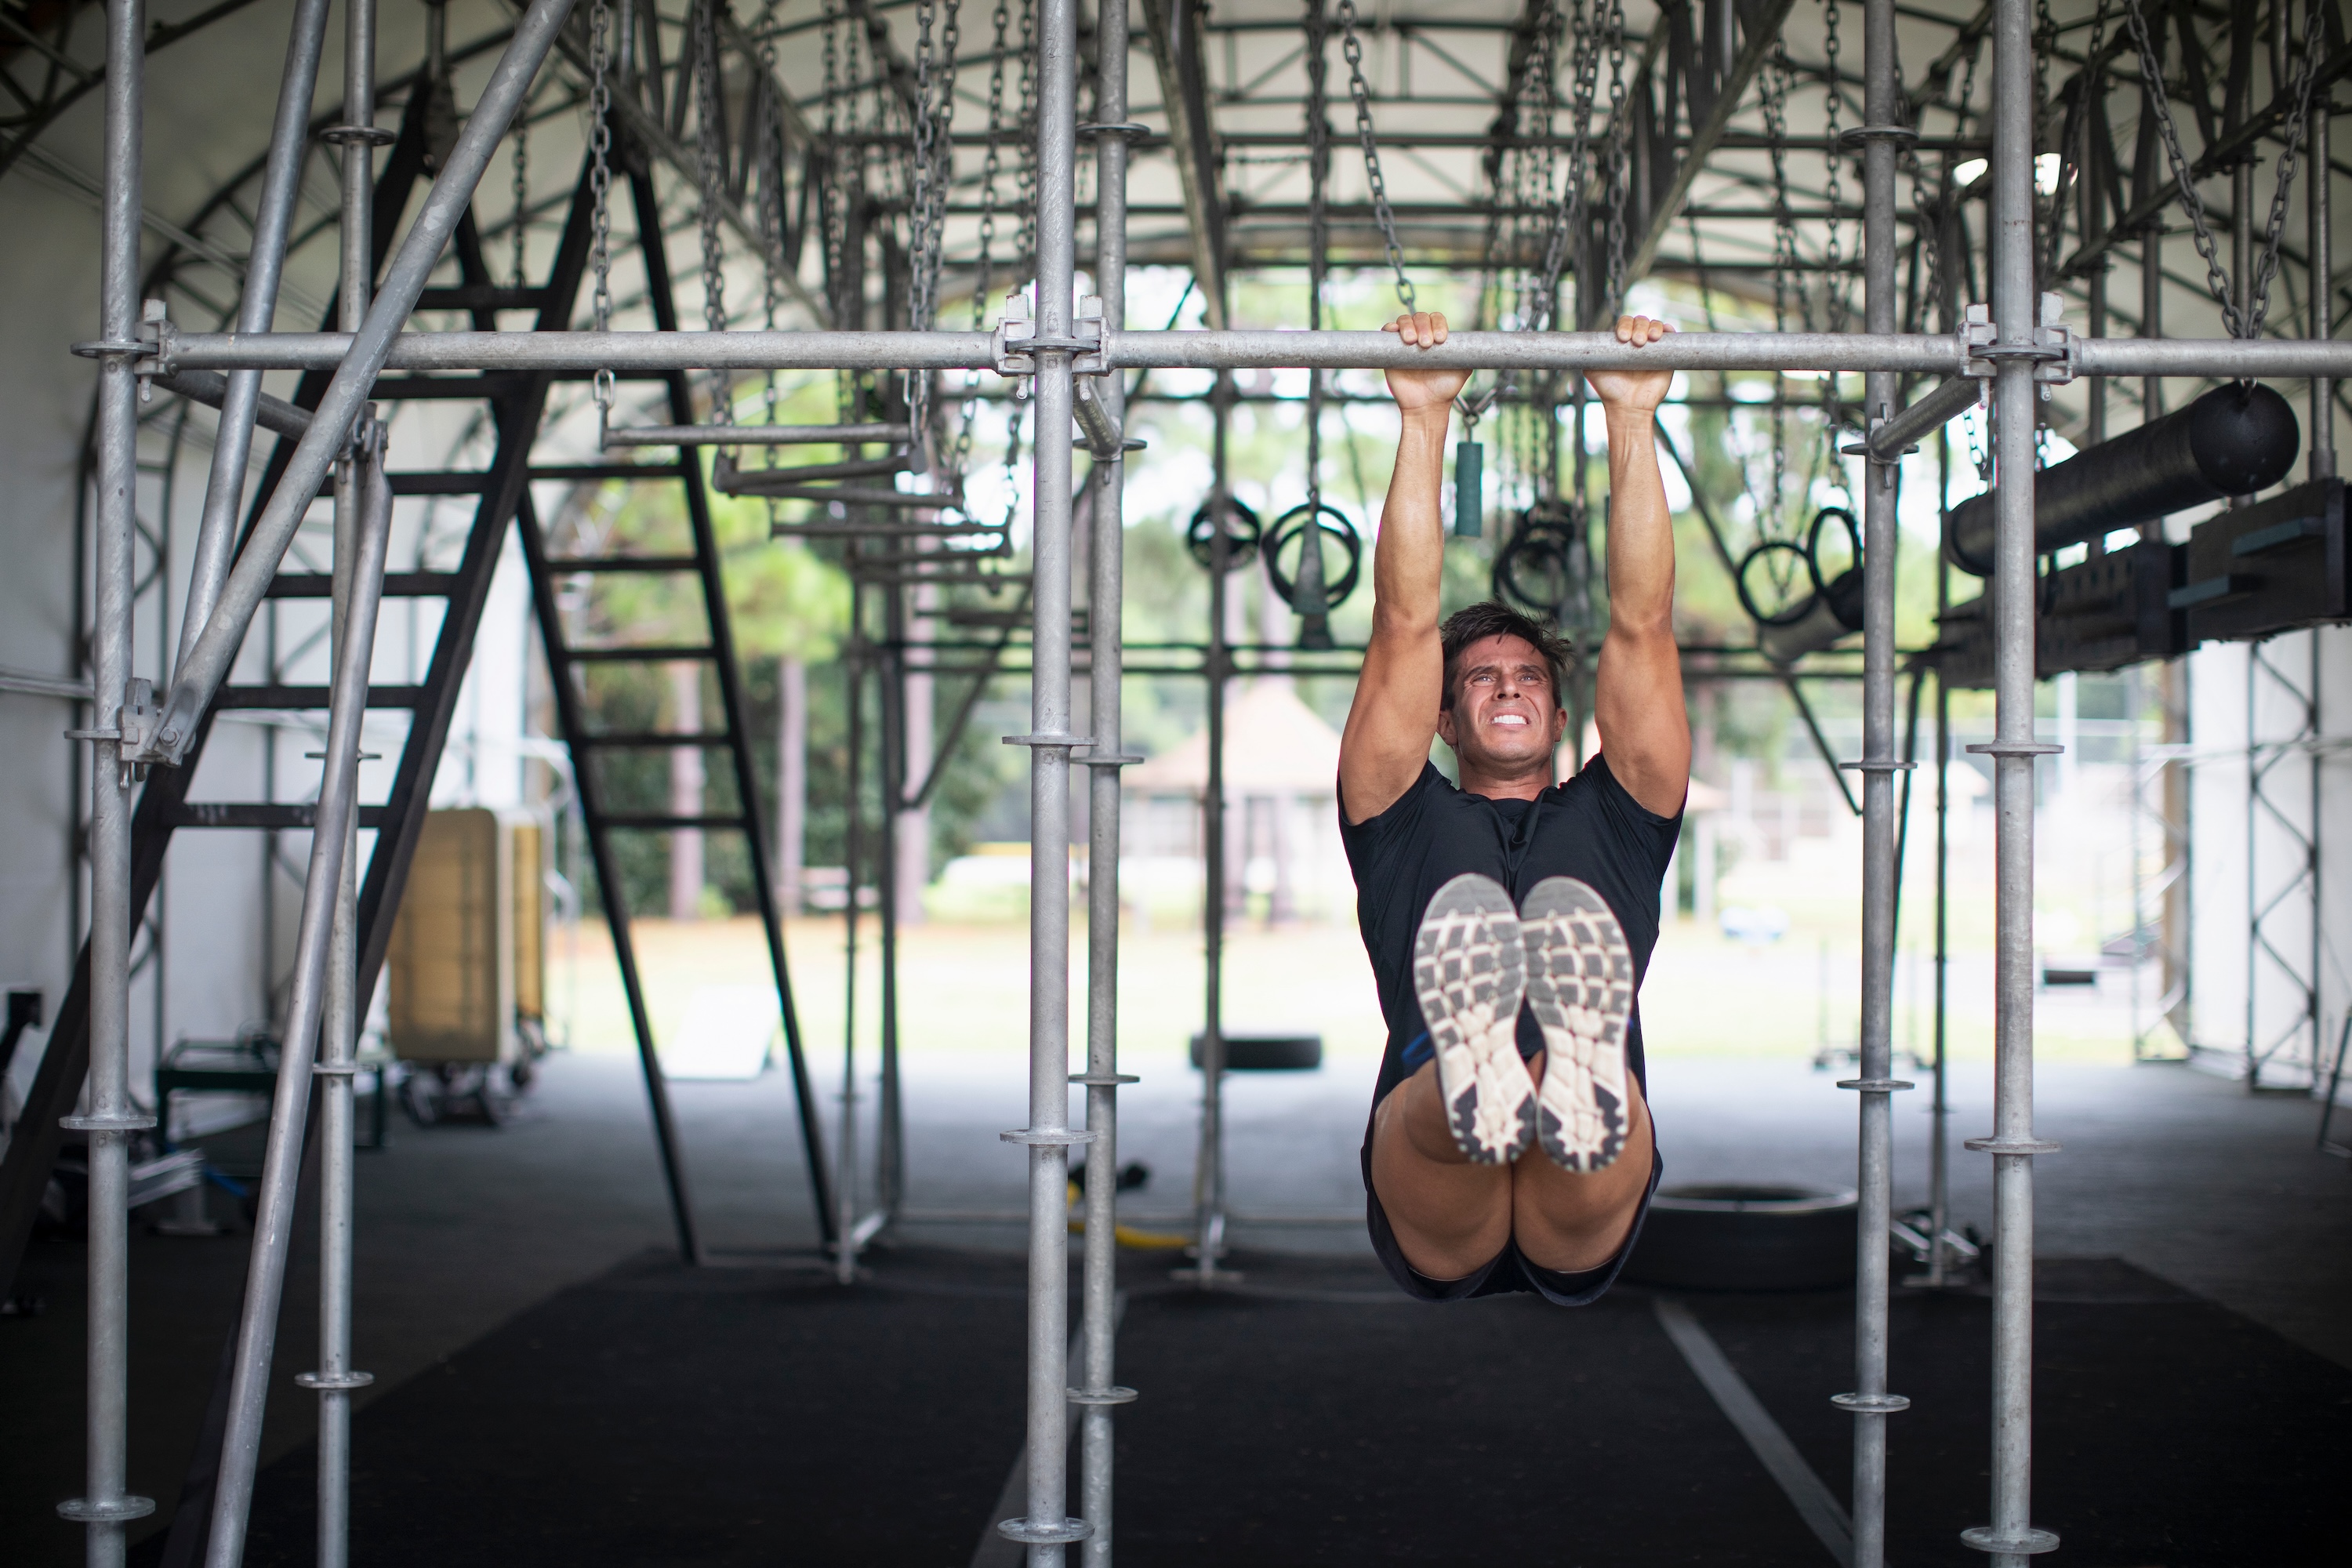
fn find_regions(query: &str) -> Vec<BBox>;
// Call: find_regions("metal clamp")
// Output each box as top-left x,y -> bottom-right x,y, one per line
1961,1526 -> 2061,1555
1078,750 -> 1147,768
1965,741 -> 2064,757
310,1062 -> 362,1077
1959,296 -> 2078,392
1067,1384 -> 1138,1405
296,1369 -> 376,1391
1831,1391 -> 1912,1413
1004,731 -> 1091,750
1075,121 -> 1152,139
1964,1134 -> 2062,1155
1000,1127 -> 1099,1147
60,1112 -> 158,1132
57,1497 -> 156,1523
996,1517 -> 1094,1545
991,292 -> 1111,383
1069,1072 -> 1141,1086
1836,1078 -> 1917,1092
1835,123 -> 1922,147
1073,371 -> 1127,459
1836,759 -> 1917,772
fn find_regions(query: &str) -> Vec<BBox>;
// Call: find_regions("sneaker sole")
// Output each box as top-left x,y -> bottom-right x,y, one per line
1521,876 -> 1635,1172
1410,873 -> 1534,1164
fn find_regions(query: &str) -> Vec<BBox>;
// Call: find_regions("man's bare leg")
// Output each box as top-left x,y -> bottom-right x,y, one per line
1372,1053 -> 1653,1281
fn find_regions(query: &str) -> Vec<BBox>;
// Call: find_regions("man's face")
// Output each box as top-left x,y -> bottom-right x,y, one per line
1435,633 -> 1568,771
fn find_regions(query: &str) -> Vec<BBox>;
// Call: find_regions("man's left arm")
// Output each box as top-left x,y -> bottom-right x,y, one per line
1587,316 -> 1691,817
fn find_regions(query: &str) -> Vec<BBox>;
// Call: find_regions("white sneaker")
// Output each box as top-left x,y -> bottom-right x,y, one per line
1520,876 -> 1635,1172
1410,873 -> 1534,1164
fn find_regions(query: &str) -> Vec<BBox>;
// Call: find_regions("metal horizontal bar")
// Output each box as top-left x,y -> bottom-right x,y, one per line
264,572 -> 460,599
154,369 -> 313,439
0,665 -> 93,700
562,644 -> 717,662
211,684 -> 423,709
416,285 -> 545,310
572,731 -> 736,747
603,422 -> 911,446
526,462 -> 694,482
167,327 -> 1969,375
542,554 -> 705,573
168,803 -> 390,829
389,472 -> 489,495
1866,377 -> 1983,460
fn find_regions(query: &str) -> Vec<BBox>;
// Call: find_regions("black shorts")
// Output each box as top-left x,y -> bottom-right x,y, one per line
1360,1098 -> 1663,1307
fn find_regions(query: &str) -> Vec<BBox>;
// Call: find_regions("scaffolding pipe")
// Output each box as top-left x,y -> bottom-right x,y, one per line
1076,1 -> 1140,1559
203,415 -> 395,1568
999,0 -> 1086,1552
1842,0 -> 1911,1558
144,0 -> 582,770
172,0 -> 332,678
59,0 -> 157,1558
1188,376 -> 1235,1290
150,325 -> 2352,379
2313,87 -> 2335,479
1960,0 -> 2057,1556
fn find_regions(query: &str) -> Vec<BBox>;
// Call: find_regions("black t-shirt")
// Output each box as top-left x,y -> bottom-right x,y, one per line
1340,755 -> 1684,1109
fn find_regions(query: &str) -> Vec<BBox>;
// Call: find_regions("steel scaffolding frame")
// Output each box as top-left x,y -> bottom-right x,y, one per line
33,0 -> 2352,1564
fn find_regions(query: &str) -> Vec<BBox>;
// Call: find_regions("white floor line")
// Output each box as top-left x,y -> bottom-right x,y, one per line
1653,1294 -> 1854,1567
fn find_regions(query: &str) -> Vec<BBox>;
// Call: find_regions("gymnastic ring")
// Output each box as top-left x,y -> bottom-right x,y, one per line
1806,506 -> 1864,601
1261,503 -> 1364,610
1185,496 -> 1261,572
1493,521 -> 1577,617
1735,538 -> 1818,628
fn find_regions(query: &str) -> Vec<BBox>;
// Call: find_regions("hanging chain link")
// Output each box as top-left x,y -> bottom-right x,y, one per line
2122,0 -> 2324,339
1305,0 -> 1330,512
511,95 -> 531,289
1016,0 -> 1038,287
587,0 -> 615,410
1820,0 -> 1846,335
1534,0 -> 1597,327
1602,0 -> 1628,318
693,0 -> 734,422
1338,0 -> 1415,311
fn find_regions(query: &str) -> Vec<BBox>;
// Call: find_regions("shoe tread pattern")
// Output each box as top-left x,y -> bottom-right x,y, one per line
1521,876 -> 1635,1172
1409,873 -> 1534,1164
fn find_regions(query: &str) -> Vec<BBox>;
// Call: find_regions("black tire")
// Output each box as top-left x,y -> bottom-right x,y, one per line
1622,1183 -> 1859,1291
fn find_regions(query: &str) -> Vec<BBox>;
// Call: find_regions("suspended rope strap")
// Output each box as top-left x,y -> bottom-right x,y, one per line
1337,0 -> 1414,311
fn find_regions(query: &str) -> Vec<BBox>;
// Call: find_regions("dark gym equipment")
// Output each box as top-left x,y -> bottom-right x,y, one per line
1187,1031 -> 1324,1071
1738,508 -> 1866,664
1491,501 -> 1588,618
1186,495 -> 1262,572
1943,383 -> 2301,576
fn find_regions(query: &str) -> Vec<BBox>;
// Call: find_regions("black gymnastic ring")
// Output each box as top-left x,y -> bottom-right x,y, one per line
1806,506 -> 1864,601
1261,503 -> 1364,611
1185,496 -> 1262,572
1735,538 -> 1819,628
1494,517 -> 1581,617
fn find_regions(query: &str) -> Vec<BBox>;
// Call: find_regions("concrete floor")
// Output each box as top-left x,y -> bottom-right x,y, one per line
4,1033 -> 2348,1559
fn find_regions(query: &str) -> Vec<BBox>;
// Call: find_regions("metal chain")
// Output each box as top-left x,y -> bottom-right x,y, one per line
587,0 -> 615,410
950,0 -> 1012,488
2122,0 -> 2257,336
1534,0 -> 1597,327
1602,0 -> 1628,318
2245,0 -> 2328,337
1821,0 -> 1846,335
756,0 -> 785,501
1762,42 -> 1794,535
694,0 -> 733,422
1306,0 -> 1330,513
511,93 -> 531,289
909,0 -> 940,460
1016,0 -> 1037,285
1338,0 -> 1415,310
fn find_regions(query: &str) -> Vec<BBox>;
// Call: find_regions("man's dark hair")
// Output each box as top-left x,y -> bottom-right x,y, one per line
1439,601 -> 1572,712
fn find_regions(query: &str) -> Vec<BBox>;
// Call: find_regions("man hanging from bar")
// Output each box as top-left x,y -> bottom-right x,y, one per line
1341,310 -> 1686,1303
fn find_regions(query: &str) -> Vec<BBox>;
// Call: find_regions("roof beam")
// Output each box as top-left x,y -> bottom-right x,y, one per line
1142,0 -> 1232,325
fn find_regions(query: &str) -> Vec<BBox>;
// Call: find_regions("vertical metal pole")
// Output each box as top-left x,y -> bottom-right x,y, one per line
999,0 -> 1085,1551
1960,0 -> 2059,1556
204,419 -> 395,1568
879,590 -> 906,1220
2311,87 -> 2334,479
303,434 -> 387,1568
1841,2 -> 1910,1559
1929,489 -> 1952,1288
60,0 -> 156,1558
1189,379 -> 1232,1285
174,0 -> 333,677
2140,221 -> 2162,420
306,9 -> 379,1557
838,605 -> 863,1282
1076,4 -> 1139,1559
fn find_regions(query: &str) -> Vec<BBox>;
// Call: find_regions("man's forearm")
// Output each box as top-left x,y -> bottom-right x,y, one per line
1601,408 -> 1675,633
1373,408 -> 1454,630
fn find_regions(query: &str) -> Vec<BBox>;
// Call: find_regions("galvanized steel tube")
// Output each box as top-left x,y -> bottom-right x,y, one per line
175,0 -> 332,678
1002,0 -> 1084,1553
61,0 -> 156,1558
148,0 -> 581,767
1960,0 -> 2056,1557
203,415 -> 395,1568
1076,4 -> 1137,1560
2312,95 -> 2334,480
1842,0 -> 1908,1559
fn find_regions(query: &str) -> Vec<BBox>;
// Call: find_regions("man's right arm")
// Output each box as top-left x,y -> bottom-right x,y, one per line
1338,313 -> 1468,824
